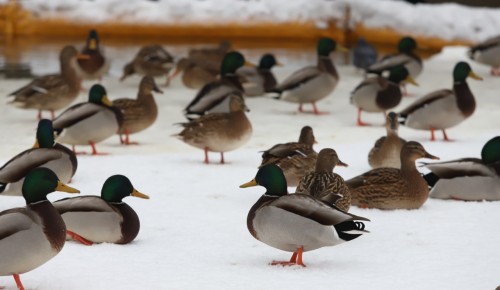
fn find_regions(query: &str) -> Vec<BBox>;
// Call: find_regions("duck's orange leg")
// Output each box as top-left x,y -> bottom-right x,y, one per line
220,152 -> 225,164
311,102 -> 328,115
430,128 -> 436,141
67,230 -> 93,246
442,130 -> 452,141
357,108 -> 370,126
89,141 -> 108,155
13,274 -> 24,290
204,147 -> 209,164
271,247 -> 305,267
123,128 -> 139,145
298,103 -> 304,113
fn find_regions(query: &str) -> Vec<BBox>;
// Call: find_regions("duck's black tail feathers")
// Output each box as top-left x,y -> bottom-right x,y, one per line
423,172 -> 440,188
334,221 -> 368,242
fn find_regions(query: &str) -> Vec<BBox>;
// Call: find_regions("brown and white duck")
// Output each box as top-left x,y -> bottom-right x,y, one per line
468,35 -> 500,76
368,112 -> 407,169
170,57 -> 219,90
347,141 -> 439,210
75,29 -> 110,81
237,53 -> 281,97
120,45 -> 175,85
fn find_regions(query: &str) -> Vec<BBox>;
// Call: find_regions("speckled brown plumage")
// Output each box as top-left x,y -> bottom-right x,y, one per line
348,141 -> 439,210
368,112 -> 407,168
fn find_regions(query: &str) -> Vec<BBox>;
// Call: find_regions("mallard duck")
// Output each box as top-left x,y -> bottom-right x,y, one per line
352,38 -> 378,70
366,36 -> 423,80
175,95 -> 252,164
0,167 -> 79,290
259,126 -> 317,187
8,45 -> 87,120
351,66 -> 417,126
399,61 -> 482,141
423,136 -> 500,201
273,38 -> 345,115
184,51 -> 252,120
188,40 -> 231,73
120,45 -> 175,85
295,148 -> 350,211
346,141 -> 439,210
237,53 -> 281,97
368,112 -> 407,169
468,35 -> 500,76
0,119 -> 77,196
54,175 -> 149,245
170,57 -> 218,90
240,164 -> 369,267
53,84 -> 123,155
112,76 -> 163,145
75,29 -> 110,81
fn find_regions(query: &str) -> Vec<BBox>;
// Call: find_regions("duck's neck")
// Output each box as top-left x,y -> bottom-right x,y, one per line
317,56 -> 338,78
222,73 -> 244,91
28,201 -> 66,252
61,58 -> 81,91
400,157 -> 428,202
247,195 -> 278,239
453,81 -> 476,117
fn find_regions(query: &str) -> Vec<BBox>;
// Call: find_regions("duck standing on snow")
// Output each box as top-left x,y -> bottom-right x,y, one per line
399,61 -> 482,141
423,136 -> 500,201
273,38 -> 345,115
351,65 -> 417,126
347,141 -> 439,210
366,36 -> 423,81
8,46 -> 87,120
112,76 -> 163,145
53,84 -> 123,155
120,45 -> 175,85
54,175 -> 149,245
75,29 -> 110,82
240,164 -> 369,267
368,112 -> 407,169
352,38 -> 378,70
170,57 -> 219,90
237,53 -> 281,97
183,51 -> 252,120
175,95 -> 252,164
468,35 -> 500,76
0,119 -> 77,196
295,148 -> 350,211
259,126 -> 317,187
0,167 -> 79,290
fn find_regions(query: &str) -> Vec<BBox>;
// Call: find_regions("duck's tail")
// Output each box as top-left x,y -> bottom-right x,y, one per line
334,220 -> 369,242
423,172 -> 439,188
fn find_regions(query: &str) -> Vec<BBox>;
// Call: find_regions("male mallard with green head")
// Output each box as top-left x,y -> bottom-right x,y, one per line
176,95 -> 252,164
113,76 -> 163,145
423,136 -> 500,201
0,119 -> 77,196
351,66 -> 417,126
468,35 -> 500,76
54,175 -> 149,245
75,29 -> 110,82
347,141 -> 439,210
296,148 -> 350,211
368,112 -> 407,169
53,84 -> 123,155
0,167 -> 79,290
259,126 -> 317,187
274,38 -> 345,115
237,53 -> 281,97
8,46 -> 87,120
399,61 -> 482,141
240,164 -> 369,267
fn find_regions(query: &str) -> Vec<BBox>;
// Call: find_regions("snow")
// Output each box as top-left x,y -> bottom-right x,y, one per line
4,0 -> 500,42
0,43 -> 500,290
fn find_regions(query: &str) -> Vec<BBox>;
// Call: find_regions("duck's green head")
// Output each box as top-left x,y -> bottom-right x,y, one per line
481,136 -> 500,164
398,36 -> 417,53
221,51 -> 254,75
240,164 -> 288,197
101,175 -> 149,203
388,65 -> 418,86
88,84 -> 113,106
87,29 -> 99,50
317,38 -> 346,56
259,54 -> 281,69
34,119 -> 55,149
453,61 -> 483,82
22,167 -> 80,204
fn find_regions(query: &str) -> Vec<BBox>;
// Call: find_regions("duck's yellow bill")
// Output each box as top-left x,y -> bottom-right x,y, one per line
56,181 -> 80,194
89,39 -> 97,50
102,95 -> 113,106
468,71 -> 483,80
276,62 -> 284,67
239,179 -> 257,188
33,140 -> 39,149
244,60 -> 257,67
132,188 -> 150,199
337,44 -> 349,53
405,76 -> 419,86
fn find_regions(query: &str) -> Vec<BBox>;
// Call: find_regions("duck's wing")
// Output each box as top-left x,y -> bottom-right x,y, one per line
52,103 -> 102,131
0,149 -> 63,184
422,158 -> 495,178
184,81 -> 238,117
366,53 -> 412,74
469,36 -> 500,53
54,196 -> 115,214
399,89 -> 453,116
274,66 -> 320,92
352,77 -> 386,94
345,168 -> 401,188
0,208 -> 35,240
262,143 -> 308,159
269,194 -> 370,226
8,74 -> 65,98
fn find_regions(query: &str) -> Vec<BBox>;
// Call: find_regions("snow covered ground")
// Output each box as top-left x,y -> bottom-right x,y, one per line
5,0 -> 500,42
0,44 -> 499,290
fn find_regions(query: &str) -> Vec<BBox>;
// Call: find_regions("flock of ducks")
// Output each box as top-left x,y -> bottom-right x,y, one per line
0,28 -> 499,288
